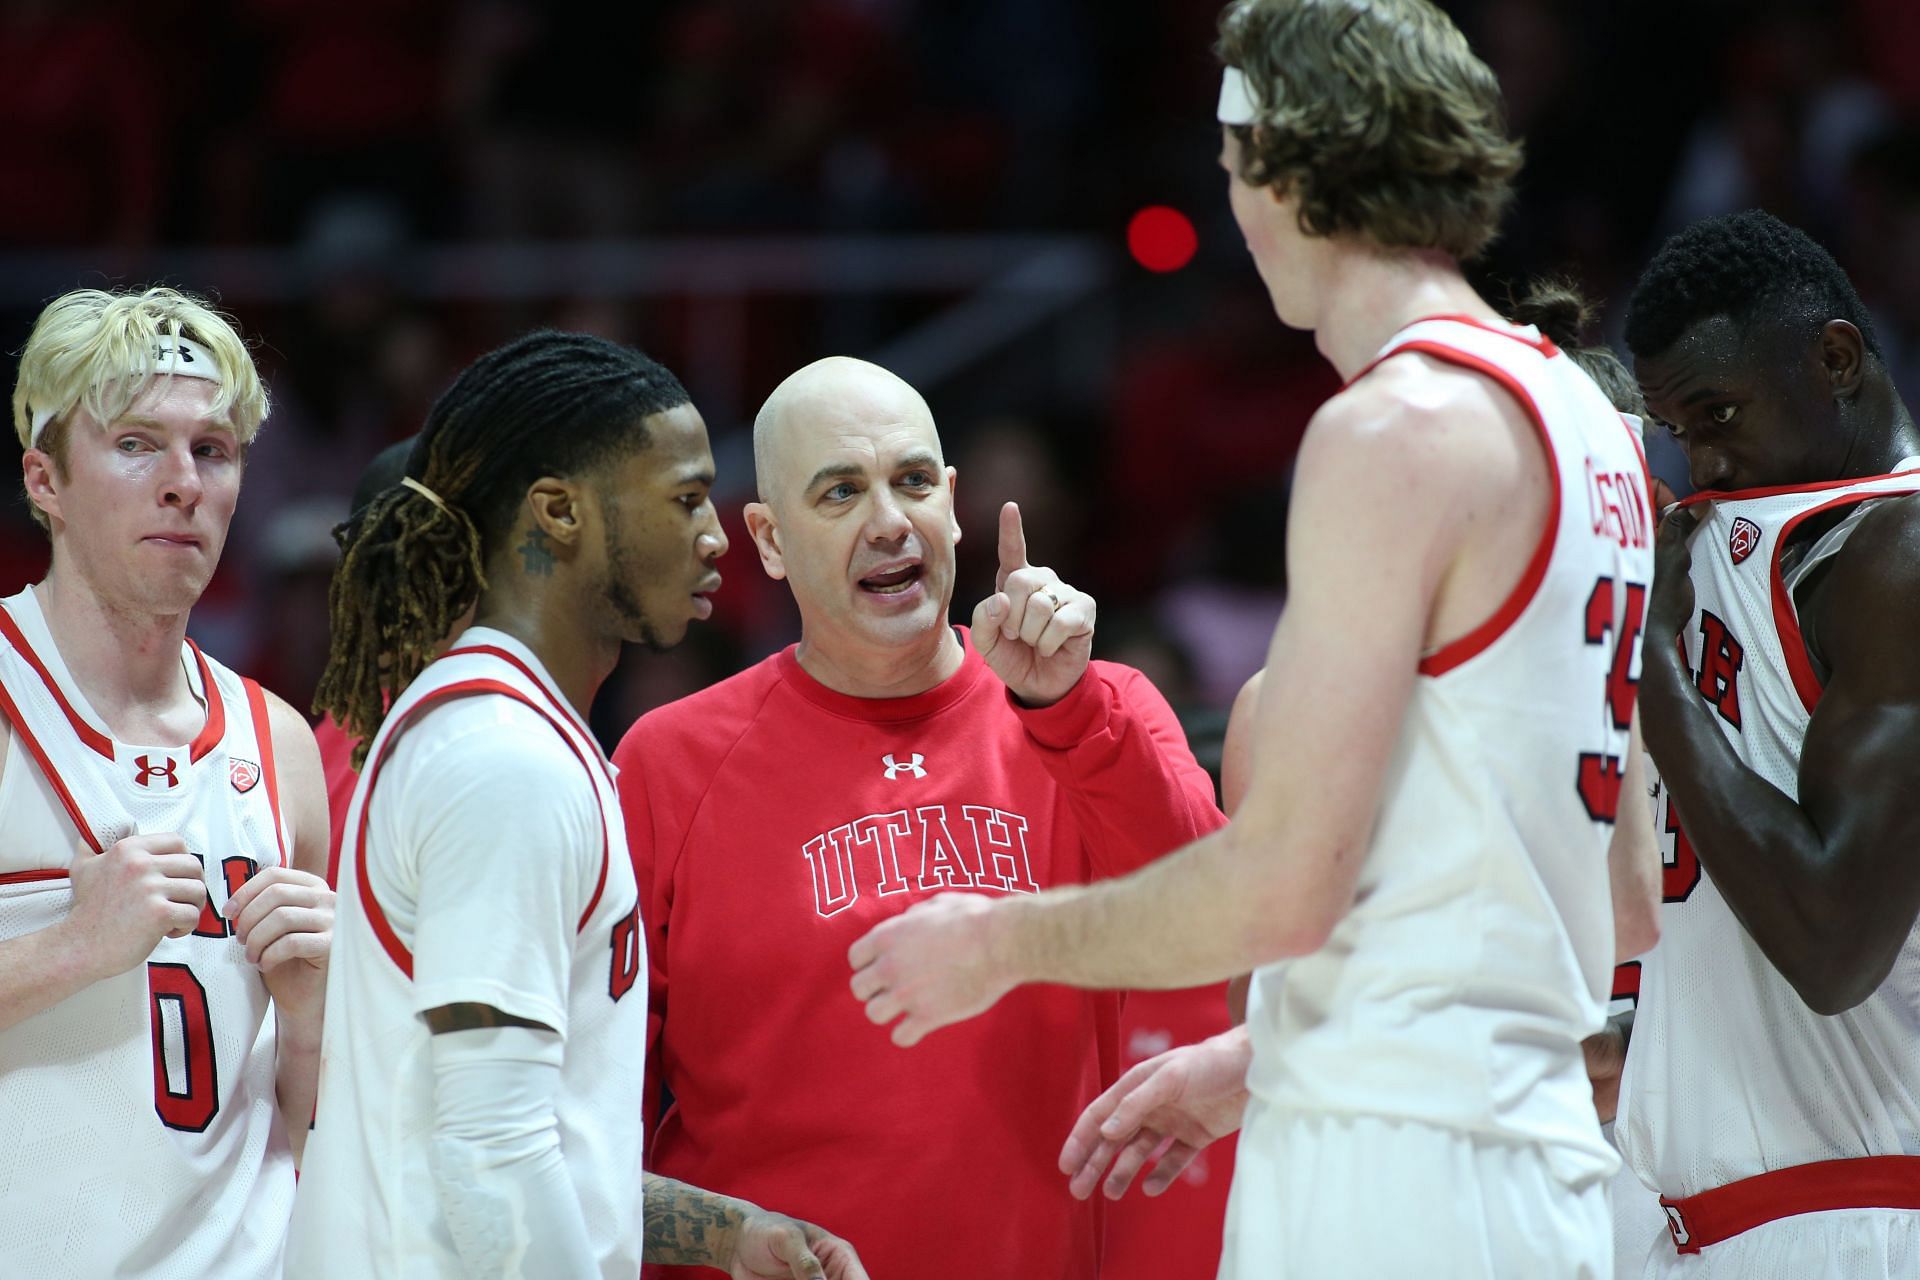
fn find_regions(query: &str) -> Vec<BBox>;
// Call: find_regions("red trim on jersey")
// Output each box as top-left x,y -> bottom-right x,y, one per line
1364,341 -> 1563,677
1768,486 -> 1920,715
0,868 -> 71,884
352,676 -> 613,979
244,679 -> 289,869
186,640 -> 225,764
1675,465 -> 1920,510
1407,312 -> 1561,357
1660,1155 -> 1920,1253
0,677 -> 104,854
0,603 -> 113,759
442,643 -> 611,782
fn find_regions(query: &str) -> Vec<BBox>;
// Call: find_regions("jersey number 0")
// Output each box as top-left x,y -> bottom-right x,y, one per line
148,961 -> 218,1132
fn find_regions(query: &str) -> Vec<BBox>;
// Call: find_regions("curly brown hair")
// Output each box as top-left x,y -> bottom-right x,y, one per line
1217,0 -> 1522,261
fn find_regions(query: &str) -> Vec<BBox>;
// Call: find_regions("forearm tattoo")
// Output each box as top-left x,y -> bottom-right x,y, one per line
641,1174 -> 745,1266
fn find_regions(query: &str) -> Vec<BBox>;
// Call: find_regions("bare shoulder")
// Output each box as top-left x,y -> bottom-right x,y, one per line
1301,353 -> 1539,517
1307,355 -> 1534,477
261,688 -> 324,769
1817,492 -> 1920,682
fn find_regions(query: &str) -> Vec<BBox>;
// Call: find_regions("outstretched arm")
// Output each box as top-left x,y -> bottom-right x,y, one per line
851,375 -> 1499,1043
1641,497 -> 1920,1013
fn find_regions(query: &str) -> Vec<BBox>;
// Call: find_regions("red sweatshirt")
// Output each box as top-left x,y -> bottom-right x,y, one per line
312,712 -> 360,888
613,630 -> 1225,1279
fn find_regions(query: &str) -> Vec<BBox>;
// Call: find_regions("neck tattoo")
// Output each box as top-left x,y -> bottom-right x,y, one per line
517,527 -> 556,576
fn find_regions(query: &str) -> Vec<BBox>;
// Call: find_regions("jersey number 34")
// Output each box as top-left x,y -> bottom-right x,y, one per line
1577,577 -> 1646,824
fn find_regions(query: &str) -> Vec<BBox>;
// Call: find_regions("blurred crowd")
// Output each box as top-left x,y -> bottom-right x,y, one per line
3,0 -> 1918,760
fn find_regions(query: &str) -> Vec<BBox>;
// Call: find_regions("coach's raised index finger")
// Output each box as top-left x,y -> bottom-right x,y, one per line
996,500 -> 1028,591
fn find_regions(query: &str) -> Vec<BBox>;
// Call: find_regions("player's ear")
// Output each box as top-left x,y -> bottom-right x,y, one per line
946,465 -> 961,546
524,477 -> 584,550
743,501 -> 786,581
1820,319 -> 1866,399
21,448 -> 62,527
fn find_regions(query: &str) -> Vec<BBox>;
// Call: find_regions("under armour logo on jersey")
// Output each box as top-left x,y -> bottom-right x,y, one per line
134,755 -> 180,788
881,753 -> 927,780
229,758 -> 260,793
1728,516 -> 1761,565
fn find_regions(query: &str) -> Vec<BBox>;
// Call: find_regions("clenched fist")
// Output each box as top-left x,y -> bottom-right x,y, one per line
65,832 -> 207,980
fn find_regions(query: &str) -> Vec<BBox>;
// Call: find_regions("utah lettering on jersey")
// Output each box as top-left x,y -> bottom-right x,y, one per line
801,803 -> 1039,918
188,854 -> 262,939
1692,610 -> 1745,728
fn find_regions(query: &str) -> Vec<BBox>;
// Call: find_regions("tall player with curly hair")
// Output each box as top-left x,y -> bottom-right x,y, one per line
850,1 -> 1662,1274
289,330 -> 866,1280
0,287 -> 334,1277
1607,208 -> 1920,1277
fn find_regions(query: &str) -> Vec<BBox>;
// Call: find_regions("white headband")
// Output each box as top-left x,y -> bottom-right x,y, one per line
28,335 -> 223,448
1218,66 -> 1263,125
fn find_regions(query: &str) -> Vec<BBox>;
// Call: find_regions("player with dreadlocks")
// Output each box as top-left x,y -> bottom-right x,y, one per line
289,329 -> 866,1279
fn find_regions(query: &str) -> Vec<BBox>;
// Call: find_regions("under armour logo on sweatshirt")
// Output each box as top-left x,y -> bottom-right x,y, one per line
881,753 -> 927,780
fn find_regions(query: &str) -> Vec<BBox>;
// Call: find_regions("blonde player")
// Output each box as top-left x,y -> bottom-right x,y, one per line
850,2 -> 1661,1275
0,287 -> 333,1277
1610,210 -> 1920,1276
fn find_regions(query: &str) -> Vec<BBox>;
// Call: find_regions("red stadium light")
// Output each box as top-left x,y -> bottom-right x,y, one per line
1127,206 -> 1198,273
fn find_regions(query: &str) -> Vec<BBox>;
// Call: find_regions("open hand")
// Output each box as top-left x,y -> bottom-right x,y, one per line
848,893 -> 1013,1047
970,501 -> 1094,707
1059,1027 -> 1252,1200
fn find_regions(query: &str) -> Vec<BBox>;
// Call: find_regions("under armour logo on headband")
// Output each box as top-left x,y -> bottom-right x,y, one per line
28,333 -> 223,447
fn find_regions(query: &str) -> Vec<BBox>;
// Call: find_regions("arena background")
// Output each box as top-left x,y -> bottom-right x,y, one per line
3,0 -> 1917,767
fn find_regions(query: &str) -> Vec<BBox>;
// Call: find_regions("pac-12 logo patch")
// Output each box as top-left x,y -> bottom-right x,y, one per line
229,758 -> 260,793
1728,516 -> 1761,565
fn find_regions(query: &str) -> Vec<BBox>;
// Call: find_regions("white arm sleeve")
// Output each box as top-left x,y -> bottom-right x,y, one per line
428,1025 -> 599,1280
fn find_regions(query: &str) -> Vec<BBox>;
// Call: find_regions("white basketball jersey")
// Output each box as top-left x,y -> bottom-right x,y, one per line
287,630 -> 646,1278
0,585 -> 295,1278
1243,316 -> 1654,1184
1618,465 -> 1920,1198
